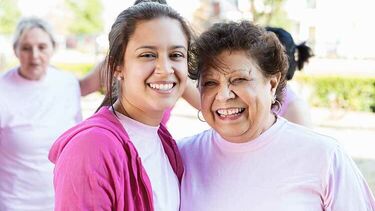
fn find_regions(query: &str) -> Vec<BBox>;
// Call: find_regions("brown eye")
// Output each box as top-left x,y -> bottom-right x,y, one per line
140,53 -> 156,58
230,78 -> 248,85
170,52 -> 185,60
202,80 -> 217,87
21,46 -> 31,51
39,46 -> 46,51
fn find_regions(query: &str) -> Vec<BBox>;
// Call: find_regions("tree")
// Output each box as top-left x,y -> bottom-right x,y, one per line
64,0 -> 103,35
249,0 -> 291,28
0,0 -> 21,34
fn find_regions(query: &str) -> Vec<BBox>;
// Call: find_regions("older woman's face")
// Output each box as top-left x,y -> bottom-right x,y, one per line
14,27 -> 54,80
199,50 -> 278,143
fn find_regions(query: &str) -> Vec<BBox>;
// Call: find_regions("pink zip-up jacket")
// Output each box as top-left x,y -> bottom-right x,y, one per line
49,107 -> 184,211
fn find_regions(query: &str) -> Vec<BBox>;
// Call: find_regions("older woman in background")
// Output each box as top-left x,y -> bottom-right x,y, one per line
0,17 -> 95,210
179,21 -> 375,211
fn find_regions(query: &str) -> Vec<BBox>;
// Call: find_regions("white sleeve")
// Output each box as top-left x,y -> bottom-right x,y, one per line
0,87 -> 7,139
67,75 -> 82,123
74,78 -> 83,123
323,146 -> 375,210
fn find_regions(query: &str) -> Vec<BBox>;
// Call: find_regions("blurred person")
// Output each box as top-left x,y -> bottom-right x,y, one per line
267,26 -> 314,127
49,2 -> 193,210
0,17 -> 83,210
0,16 -> 110,210
191,0 -> 229,33
179,21 -> 375,210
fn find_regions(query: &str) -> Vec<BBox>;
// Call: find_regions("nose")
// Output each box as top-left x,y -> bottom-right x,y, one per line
215,83 -> 235,101
31,47 -> 40,59
155,56 -> 174,75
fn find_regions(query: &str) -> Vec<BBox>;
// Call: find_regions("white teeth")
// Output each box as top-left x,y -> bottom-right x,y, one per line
217,108 -> 244,116
149,83 -> 174,91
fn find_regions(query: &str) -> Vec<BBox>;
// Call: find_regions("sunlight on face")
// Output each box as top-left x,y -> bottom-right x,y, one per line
14,27 -> 54,81
116,17 -> 188,126
200,50 -> 277,143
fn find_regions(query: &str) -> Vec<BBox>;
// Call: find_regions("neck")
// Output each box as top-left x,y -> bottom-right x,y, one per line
18,67 -> 44,81
113,99 -> 163,127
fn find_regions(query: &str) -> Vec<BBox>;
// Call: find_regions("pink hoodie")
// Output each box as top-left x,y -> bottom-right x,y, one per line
49,107 -> 184,211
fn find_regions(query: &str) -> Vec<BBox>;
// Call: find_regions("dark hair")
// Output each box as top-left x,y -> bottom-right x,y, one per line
190,21 -> 288,109
134,0 -> 167,5
98,2 -> 193,110
266,27 -> 314,80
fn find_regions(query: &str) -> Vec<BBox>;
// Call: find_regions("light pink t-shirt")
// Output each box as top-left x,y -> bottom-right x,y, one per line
115,111 -> 180,211
161,108 -> 173,126
0,67 -> 81,210
178,118 -> 375,211
276,84 -> 297,116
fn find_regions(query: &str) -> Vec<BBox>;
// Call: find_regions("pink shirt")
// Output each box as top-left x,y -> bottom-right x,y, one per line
161,108 -> 173,126
115,111 -> 180,211
49,107 -> 184,211
0,67 -> 81,210
276,85 -> 297,116
178,117 -> 375,211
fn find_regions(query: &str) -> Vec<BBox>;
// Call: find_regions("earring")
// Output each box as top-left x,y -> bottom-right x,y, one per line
117,76 -> 124,81
272,96 -> 282,114
272,95 -> 276,104
197,110 -> 206,122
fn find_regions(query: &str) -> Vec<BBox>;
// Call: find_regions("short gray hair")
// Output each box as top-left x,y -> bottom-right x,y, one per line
13,17 -> 57,50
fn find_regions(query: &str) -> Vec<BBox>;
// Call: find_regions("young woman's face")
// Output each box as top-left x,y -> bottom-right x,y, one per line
117,17 -> 188,124
199,50 -> 278,143
14,27 -> 54,80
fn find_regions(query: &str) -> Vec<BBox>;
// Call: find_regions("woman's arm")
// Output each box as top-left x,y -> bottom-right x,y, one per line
323,146 -> 375,209
282,97 -> 313,127
182,79 -> 201,110
79,60 -> 105,96
53,130 -> 121,210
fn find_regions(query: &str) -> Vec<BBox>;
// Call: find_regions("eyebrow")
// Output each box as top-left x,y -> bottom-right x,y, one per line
201,72 -> 217,78
233,67 -> 251,72
203,68 -> 251,77
136,45 -> 187,52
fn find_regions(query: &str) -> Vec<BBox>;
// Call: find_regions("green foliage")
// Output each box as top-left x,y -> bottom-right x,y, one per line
267,10 -> 293,30
296,74 -> 375,112
54,63 -> 94,77
249,0 -> 290,28
64,0 -> 103,35
0,0 -> 21,34
2,62 -> 94,77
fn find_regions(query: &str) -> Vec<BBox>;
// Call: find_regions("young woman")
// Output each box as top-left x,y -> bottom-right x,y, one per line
49,2 -> 193,210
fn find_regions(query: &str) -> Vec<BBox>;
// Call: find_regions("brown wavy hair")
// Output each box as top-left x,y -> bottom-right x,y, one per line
190,21 -> 288,109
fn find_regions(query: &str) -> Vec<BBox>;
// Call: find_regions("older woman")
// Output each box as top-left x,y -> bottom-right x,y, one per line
0,17 -> 98,210
178,21 -> 375,211
0,17 -> 82,210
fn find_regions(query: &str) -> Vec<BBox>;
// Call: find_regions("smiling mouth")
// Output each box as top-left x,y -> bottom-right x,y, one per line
216,107 -> 245,118
29,63 -> 40,67
148,82 -> 176,91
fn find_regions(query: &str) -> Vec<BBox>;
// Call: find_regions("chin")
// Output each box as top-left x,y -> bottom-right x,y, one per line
153,101 -> 175,111
218,128 -> 240,138
217,124 -> 250,139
